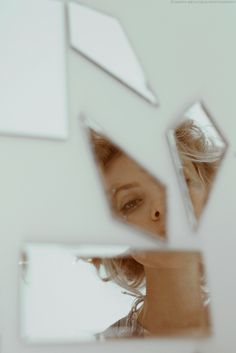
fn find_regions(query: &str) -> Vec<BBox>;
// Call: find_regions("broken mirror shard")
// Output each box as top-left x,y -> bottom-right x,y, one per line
20,244 -> 211,343
85,122 -> 167,241
68,2 -> 157,105
167,102 -> 227,229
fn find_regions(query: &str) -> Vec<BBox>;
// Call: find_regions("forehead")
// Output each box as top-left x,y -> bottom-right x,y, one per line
104,154 -> 154,188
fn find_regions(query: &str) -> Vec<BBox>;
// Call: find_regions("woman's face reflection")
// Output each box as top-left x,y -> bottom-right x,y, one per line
103,154 -> 166,237
183,160 -> 208,220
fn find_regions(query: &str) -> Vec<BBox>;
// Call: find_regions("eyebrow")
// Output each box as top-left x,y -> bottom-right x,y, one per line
110,182 -> 140,198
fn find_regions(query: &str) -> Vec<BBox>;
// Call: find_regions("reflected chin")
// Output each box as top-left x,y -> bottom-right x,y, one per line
131,251 -> 201,269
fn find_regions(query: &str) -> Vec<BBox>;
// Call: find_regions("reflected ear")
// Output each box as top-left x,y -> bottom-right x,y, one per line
167,101 -> 228,229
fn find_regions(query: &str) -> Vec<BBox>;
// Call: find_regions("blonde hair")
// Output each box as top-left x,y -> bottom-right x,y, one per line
90,120 -> 221,185
88,256 -> 145,296
175,119 -> 222,186
89,130 -> 121,169
88,119 -> 221,295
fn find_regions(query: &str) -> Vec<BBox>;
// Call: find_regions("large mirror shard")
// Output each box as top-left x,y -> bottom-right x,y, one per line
86,123 -> 167,241
20,244 -> 211,342
68,2 -> 157,105
0,1 -> 68,139
167,102 -> 227,229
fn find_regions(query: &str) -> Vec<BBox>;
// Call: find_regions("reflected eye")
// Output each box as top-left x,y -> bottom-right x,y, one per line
120,198 -> 143,215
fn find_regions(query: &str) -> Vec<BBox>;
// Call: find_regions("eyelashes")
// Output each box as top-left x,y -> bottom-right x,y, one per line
110,187 -> 147,216
119,196 -> 144,215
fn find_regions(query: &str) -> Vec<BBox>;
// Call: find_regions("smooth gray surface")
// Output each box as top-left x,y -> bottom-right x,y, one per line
0,0 -> 68,139
0,0 -> 236,352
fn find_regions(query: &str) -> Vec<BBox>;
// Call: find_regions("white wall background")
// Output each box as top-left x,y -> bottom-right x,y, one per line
0,0 -> 236,352
20,245 -> 134,343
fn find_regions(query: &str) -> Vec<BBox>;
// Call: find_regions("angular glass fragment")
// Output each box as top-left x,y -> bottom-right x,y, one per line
20,244 -> 211,342
68,2 -> 157,104
167,102 -> 227,229
86,124 -> 167,240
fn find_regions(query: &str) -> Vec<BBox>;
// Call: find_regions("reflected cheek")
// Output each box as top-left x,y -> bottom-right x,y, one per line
126,206 -> 157,232
126,205 -> 147,224
189,185 -> 206,218
127,206 -> 166,236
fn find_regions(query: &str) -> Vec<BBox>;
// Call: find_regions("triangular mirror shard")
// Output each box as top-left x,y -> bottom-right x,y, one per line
86,125 -> 167,241
68,2 -> 157,105
167,102 -> 227,229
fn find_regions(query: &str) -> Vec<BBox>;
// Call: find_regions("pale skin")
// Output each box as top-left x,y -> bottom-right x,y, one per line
132,251 -> 209,335
183,160 -> 208,220
103,153 -> 207,237
103,154 -> 167,238
101,153 -> 209,334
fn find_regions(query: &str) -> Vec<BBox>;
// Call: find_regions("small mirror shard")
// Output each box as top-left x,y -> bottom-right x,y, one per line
68,2 -> 157,105
87,125 -> 167,241
20,244 -> 211,342
167,102 -> 227,229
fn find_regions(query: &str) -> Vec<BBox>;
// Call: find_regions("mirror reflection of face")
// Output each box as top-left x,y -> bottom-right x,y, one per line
104,154 -> 166,237
173,114 -> 226,225
21,245 -> 211,341
182,160 -> 208,220
86,250 -> 210,337
89,128 -> 167,239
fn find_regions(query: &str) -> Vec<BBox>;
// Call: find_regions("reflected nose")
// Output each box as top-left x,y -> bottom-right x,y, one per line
150,201 -> 166,236
151,209 -> 160,221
